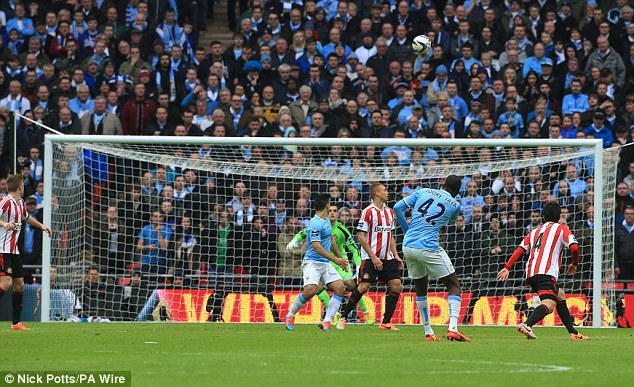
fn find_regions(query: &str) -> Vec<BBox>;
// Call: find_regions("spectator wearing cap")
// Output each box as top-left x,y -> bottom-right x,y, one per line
81,96 -> 123,136
584,110 -> 613,148
387,81 -> 409,111
427,65 -> 448,106
562,79 -> 589,116
354,31 -> 377,65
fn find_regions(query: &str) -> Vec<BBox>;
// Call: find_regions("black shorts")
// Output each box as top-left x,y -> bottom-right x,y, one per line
526,274 -> 559,301
359,259 -> 401,284
0,253 -> 23,278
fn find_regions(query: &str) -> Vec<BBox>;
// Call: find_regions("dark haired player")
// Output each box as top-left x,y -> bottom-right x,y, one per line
497,202 -> 589,340
285,194 -> 348,332
394,175 -> 471,342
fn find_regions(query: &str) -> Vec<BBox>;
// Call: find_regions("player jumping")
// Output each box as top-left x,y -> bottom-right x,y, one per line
0,174 -> 52,330
285,194 -> 348,332
394,175 -> 471,342
287,204 -> 374,325
337,183 -> 403,331
497,202 -> 589,340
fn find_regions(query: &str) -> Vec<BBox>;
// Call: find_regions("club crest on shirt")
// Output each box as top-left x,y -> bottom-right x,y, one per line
6,267 -> 12,274
358,221 -> 365,228
363,273 -> 370,279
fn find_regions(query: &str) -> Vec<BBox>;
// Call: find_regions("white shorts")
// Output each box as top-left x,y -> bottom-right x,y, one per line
302,260 -> 342,287
403,246 -> 455,280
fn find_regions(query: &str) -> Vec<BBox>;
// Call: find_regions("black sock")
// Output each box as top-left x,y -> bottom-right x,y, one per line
342,288 -> 362,319
556,300 -> 578,335
525,304 -> 551,327
382,291 -> 400,324
12,291 -> 23,325
0,287 -> 5,303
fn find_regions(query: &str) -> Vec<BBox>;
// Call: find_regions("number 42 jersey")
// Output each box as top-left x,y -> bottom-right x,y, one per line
400,188 -> 461,251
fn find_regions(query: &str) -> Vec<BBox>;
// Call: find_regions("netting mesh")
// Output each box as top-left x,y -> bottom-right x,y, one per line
44,138 -> 618,326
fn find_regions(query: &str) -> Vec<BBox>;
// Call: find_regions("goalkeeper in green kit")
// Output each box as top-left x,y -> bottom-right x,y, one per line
287,205 -> 374,325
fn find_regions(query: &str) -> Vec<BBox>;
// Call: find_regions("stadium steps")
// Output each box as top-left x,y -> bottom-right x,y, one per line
200,1 -> 234,48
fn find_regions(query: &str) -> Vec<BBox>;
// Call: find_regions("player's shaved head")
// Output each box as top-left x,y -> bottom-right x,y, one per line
542,202 -> 561,223
444,175 -> 462,197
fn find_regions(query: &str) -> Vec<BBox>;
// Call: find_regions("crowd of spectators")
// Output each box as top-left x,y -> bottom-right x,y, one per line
2,0 -> 634,307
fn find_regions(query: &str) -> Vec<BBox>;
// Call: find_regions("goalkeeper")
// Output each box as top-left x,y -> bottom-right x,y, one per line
288,204 -> 374,325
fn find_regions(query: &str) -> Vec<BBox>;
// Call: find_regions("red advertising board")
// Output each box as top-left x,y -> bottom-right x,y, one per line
155,289 -> 621,326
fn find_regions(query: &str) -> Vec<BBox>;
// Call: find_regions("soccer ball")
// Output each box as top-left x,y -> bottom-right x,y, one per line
412,35 -> 432,56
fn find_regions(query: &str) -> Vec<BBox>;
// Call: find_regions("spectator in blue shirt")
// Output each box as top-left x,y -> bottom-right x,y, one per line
137,210 -> 174,278
6,3 -> 34,39
584,110 -> 614,148
450,43 -> 482,73
552,164 -> 587,198
562,79 -> 589,115
381,128 -> 412,165
522,43 -> 548,77
496,97 -> 524,138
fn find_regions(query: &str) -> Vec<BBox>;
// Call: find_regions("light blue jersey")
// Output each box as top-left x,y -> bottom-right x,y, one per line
395,188 -> 461,250
304,215 -> 332,263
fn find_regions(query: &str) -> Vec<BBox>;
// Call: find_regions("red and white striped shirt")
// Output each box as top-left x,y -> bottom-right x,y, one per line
0,195 -> 29,254
357,203 -> 396,261
519,222 -> 578,279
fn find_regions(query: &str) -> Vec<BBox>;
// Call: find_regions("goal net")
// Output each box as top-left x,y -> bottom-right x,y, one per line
41,135 -> 617,327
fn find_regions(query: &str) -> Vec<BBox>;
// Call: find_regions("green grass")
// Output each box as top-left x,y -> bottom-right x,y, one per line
2,323 -> 633,387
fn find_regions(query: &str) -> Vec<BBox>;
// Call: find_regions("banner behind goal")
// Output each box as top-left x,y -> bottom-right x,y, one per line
42,136 -> 617,327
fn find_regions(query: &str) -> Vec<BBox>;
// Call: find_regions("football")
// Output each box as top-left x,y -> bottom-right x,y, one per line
412,34 -> 432,55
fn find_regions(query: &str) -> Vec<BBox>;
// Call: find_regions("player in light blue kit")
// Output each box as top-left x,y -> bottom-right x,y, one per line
394,175 -> 471,342
285,194 -> 348,332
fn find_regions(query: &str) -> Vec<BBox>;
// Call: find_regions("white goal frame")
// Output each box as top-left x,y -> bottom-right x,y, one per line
42,135 -> 607,326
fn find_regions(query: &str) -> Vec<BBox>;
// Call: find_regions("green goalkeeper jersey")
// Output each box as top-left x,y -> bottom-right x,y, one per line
293,221 -> 361,265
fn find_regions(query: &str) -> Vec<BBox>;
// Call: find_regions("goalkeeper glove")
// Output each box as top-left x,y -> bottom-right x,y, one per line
287,240 -> 300,251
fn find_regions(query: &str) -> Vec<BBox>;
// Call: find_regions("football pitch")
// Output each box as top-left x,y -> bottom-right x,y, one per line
2,323 -> 633,387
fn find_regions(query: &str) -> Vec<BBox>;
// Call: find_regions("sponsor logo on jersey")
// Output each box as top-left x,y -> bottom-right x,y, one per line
310,230 -> 319,237
358,221 -> 365,228
14,223 -> 22,231
373,226 -> 392,232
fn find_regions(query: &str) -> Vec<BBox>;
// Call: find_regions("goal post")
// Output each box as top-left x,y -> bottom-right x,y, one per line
41,135 -> 616,327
